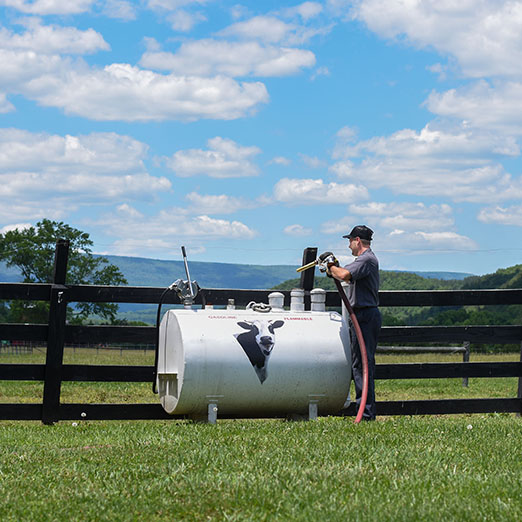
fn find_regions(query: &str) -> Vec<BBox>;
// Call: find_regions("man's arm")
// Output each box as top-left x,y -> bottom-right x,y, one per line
329,264 -> 352,283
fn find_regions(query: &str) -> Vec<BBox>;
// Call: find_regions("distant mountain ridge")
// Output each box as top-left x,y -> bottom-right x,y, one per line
101,256 -> 476,288
0,255 -> 475,289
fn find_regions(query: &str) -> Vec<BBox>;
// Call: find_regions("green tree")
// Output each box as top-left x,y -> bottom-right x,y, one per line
0,219 -> 127,324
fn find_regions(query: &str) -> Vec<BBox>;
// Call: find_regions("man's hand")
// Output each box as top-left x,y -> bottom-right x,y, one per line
318,251 -> 339,276
319,251 -> 333,261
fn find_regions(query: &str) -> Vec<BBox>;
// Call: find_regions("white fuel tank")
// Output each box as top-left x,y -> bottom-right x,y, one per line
157,308 -> 351,418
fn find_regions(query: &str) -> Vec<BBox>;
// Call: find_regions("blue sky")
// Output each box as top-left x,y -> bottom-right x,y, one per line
1,0 -> 522,275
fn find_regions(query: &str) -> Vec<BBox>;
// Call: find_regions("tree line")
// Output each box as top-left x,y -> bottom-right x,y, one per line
273,265 -> 522,329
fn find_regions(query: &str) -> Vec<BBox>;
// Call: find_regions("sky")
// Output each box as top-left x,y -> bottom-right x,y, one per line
1,0 -> 522,275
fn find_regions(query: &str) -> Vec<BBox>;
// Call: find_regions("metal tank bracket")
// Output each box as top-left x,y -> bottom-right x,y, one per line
308,394 -> 326,421
206,395 -> 224,424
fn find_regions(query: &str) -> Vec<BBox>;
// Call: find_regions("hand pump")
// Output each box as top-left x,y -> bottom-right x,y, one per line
153,246 -> 199,393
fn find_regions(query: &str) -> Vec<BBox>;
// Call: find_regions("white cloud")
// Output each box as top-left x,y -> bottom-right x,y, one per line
20,63 -> 269,122
167,9 -> 206,31
478,205 -> 522,226
310,66 -> 330,80
279,2 -> 323,21
293,2 -> 323,21
320,216 -> 478,255
102,0 -> 137,21
330,122 -> 522,203
220,16 -> 293,44
219,11 -> 334,46
0,129 -> 149,174
147,0 -> 207,10
165,137 -> 261,178
0,202 -> 66,224
116,203 -> 143,218
274,178 -> 369,204
320,215 -> 357,236
320,201 -> 457,239
406,231 -> 478,250
283,224 -> 312,236
140,40 -> 315,77
0,48 -> 67,90
13,64 -> 268,121
333,122 -> 519,160
0,22 -> 109,95
0,0 -> 94,15
299,154 -> 325,168
269,156 -> 291,166
426,80 -> 522,135
351,1 -> 522,153
185,192 -> 255,214
0,21 -> 269,122
0,20 -> 109,55
351,0 -> 522,79
348,202 -> 455,232
0,223 -> 32,234
0,172 -> 170,201
335,125 -> 358,147
97,205 -> 257,256
0,129 -> 170,217
0,93 -> 14,113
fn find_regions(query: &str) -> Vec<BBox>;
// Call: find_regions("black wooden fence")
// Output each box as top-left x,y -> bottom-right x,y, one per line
0,242 -> 521,423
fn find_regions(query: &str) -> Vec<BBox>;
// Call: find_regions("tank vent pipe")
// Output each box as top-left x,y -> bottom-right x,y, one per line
268,292 -> 284,312
290,288 -> 305,312
310,288 -> 326,312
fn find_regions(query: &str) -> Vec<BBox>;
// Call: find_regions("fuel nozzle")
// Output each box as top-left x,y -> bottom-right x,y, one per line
296,259 -> 319,273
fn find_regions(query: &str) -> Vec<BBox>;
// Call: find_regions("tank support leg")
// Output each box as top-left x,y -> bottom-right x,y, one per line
208,402 -> 218,424
308,400 -> 318,421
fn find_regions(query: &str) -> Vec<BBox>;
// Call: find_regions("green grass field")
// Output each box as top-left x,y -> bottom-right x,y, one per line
0,416 -> 521,520
0,349 -> 521,520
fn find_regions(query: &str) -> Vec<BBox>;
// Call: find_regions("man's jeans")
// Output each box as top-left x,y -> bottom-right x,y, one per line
350,307 -> 382,420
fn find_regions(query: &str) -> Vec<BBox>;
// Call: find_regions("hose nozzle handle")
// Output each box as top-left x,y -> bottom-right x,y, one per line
296,259 -> 318,273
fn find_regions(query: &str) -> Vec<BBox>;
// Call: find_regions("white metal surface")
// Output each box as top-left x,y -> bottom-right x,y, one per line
157,307 -> 351,417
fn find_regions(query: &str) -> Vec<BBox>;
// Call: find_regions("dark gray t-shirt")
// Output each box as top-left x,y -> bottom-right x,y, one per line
344,248 -> 379,308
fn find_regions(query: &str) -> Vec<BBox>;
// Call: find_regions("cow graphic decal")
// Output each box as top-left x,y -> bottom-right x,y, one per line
234,319 -> 285,383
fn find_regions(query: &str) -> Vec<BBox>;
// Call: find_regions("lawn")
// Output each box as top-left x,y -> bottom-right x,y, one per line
0,348 -> 521,520
0,416 -> 520,521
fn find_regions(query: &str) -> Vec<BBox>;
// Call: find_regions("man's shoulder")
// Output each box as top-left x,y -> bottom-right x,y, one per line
345,248 -> 379,274
360,248 -> 378,261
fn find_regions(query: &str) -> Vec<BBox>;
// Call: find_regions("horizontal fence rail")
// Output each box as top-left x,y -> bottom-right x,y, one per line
1,323 -> 521,347
0,242 -> 521,422
1,361 -> 520,383
3,282 -> 522,307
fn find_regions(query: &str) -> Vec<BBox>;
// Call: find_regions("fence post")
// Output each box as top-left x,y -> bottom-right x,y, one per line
462,342 -> 470,387
42,240 -> 69,425
518,341 -> 522,417
299,247 -> 317,311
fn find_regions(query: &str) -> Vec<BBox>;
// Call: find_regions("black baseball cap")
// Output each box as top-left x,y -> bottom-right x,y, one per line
343,225 -> 373,241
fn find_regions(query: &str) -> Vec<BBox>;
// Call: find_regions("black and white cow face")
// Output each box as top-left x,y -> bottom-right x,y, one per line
234,319 -> 284,384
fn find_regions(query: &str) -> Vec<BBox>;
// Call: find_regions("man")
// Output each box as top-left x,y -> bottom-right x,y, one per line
321,225 -> 381,420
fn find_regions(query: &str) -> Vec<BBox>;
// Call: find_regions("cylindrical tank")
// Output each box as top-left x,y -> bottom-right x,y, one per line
157,308 -> 351,418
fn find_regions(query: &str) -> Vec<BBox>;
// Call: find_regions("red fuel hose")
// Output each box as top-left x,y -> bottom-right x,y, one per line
334,278 -> 369,424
